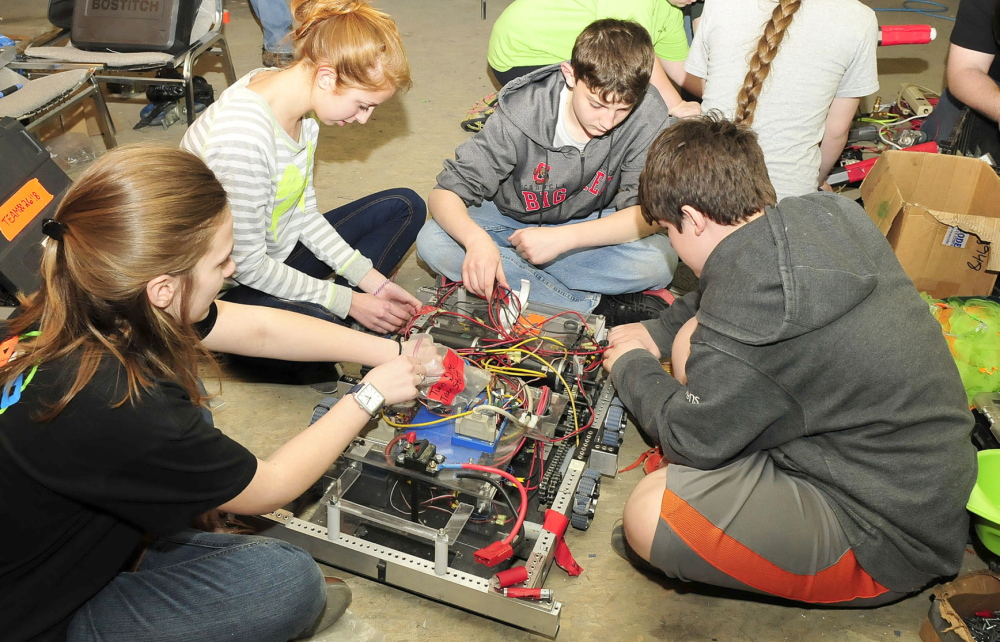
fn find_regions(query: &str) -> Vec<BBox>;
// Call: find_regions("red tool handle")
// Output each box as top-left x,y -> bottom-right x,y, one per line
830,141 -> 938,185
878,25 -> 935,46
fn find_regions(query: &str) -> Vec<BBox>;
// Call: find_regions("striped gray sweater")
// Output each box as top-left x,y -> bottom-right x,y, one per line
181,70 -> 371,318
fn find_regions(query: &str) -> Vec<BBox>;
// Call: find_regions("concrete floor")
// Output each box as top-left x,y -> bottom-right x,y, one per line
0,0 -> 987,639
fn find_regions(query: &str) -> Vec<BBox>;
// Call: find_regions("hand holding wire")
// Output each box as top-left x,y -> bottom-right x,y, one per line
603,337 -> 652,373
462,238 -> 508,299
362,355 -> 424,406
608,323 -> 660,359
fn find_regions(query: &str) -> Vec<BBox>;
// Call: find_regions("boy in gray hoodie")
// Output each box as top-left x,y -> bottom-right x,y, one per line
416,19 -> 679,322
605,115 -> 975,604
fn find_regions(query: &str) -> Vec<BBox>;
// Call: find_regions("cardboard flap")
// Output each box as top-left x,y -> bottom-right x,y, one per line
926,208 -> 1000,271
860,152 -> 906,234
927,571 -> 1000,642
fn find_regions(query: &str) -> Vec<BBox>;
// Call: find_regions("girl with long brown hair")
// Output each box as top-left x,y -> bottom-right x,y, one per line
0,145 -> 425,642
182,0 -> 424,348
684,0 -> 879,201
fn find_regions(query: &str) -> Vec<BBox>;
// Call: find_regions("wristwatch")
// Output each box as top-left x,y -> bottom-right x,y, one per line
347,382 -> 385,417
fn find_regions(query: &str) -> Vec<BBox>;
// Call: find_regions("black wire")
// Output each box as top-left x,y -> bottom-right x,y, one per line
455,472 -> 526,547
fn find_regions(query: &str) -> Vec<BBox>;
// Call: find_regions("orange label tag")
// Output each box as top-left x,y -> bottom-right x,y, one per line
0,336 -> 18,367
516,313 -> 549,336
1,179 -> 53,242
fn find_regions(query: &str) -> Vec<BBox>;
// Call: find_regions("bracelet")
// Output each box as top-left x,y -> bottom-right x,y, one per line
372,278 -> 391,297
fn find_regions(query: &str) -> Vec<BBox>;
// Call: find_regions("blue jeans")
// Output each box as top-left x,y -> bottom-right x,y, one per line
221,188 -> 426,325
415,201 -> 677,312
67,530 -> 325,642
248,0 -> 294,54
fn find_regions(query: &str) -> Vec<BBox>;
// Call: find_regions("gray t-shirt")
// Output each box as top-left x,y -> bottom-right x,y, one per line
686,0 -> 879,201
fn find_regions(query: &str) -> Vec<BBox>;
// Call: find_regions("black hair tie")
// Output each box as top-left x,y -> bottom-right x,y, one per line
42,219 -> 66,241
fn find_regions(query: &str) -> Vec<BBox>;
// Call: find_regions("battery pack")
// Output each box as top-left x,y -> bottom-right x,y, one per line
0,118 -> 71,298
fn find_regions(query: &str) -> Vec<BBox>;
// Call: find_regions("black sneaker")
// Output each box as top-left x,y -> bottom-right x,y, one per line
669,262 -> 700,297
593,291 -> 670,326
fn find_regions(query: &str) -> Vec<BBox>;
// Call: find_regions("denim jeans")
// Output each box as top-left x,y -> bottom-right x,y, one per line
221,187 -> 426,325
66,530 -> 325,642
248,0 -> 294,54
415,201 -> 677,312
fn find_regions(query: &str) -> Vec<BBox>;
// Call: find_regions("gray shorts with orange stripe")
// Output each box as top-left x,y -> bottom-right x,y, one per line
649,451 -> 907,605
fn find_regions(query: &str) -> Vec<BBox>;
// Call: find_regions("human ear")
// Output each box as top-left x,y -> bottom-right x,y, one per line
146,274 -> 178,310
560,62 -> 576,89
680,205 -> 709,236
316,66 -> 337,91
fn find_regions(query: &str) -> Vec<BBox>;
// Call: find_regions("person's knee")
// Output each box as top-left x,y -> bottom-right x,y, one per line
637,238 -> 679,286
255,540 -> 326,636
391,188 -> 428,218
622,468 -> 667,561
416,222 -> 461,275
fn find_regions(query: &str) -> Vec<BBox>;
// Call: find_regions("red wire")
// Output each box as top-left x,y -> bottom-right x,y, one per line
456,463 -> 528,546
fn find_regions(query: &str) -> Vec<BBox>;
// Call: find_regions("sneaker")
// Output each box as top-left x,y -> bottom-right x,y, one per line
460,92 -> 498,132
669,262 -> 700,297
642,288 -> 675,306
262,48 -> 295,68
610,523 -> 660,575
592,292 -> 670,326
295,576 -> 353,640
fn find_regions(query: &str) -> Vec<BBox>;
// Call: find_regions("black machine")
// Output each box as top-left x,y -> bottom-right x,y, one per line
251,284 -> 630,637
0,117 -> 69,307
71,0 -> 201,55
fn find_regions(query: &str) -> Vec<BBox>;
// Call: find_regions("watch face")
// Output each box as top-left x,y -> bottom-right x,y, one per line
352,383 -> 385,416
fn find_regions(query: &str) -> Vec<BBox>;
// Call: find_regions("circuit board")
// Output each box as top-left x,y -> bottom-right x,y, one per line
252,283 -> 631,637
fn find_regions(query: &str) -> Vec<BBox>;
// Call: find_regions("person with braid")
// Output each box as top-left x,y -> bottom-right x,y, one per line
684,0 -> 878,200
182,0 -> 425,341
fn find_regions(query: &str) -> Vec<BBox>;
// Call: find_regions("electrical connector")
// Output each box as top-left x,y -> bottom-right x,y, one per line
474,540 -> 514,566
503,588 -> 553,601
518,411 -> 539,430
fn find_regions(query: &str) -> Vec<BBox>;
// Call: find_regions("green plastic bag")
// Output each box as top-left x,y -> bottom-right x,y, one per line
922,293 -> 1000,404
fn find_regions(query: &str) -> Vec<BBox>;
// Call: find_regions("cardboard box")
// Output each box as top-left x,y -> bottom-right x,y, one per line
33,101 -> 104,142
860,151 -> 999,298
920,571 -> 1000,642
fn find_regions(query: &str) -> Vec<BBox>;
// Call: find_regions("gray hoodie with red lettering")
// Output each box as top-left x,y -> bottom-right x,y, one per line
435,64 -> 671,224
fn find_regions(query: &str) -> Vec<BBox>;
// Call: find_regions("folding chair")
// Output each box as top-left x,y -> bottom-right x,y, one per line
13,0 -> 236,126
0,67 -> 116,150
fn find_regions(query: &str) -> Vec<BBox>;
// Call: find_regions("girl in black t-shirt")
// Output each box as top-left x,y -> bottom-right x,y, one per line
0,145 -> 426,642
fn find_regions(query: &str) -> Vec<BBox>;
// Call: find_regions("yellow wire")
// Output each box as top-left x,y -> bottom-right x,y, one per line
506,349 -> 579,441
485,366 -> 546,377
382,408 -> 476,428
859,116 -> 899,125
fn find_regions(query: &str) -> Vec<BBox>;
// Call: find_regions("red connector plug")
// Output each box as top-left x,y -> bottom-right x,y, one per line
474,540 -> 514,566
504,588 -> 553,601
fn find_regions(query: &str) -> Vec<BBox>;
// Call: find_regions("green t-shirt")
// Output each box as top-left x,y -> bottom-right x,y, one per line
487,0 -> 688,72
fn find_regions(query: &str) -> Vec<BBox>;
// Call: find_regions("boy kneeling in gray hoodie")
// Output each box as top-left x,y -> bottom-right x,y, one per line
604,114 -> 976,606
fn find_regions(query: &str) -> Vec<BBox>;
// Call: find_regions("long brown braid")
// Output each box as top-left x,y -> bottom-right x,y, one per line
733,0 -> 802,127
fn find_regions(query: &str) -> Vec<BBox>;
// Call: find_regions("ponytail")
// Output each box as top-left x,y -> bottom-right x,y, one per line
733,0 -> 802,127
290,0 -> 411,93
0,145 -> 228,420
